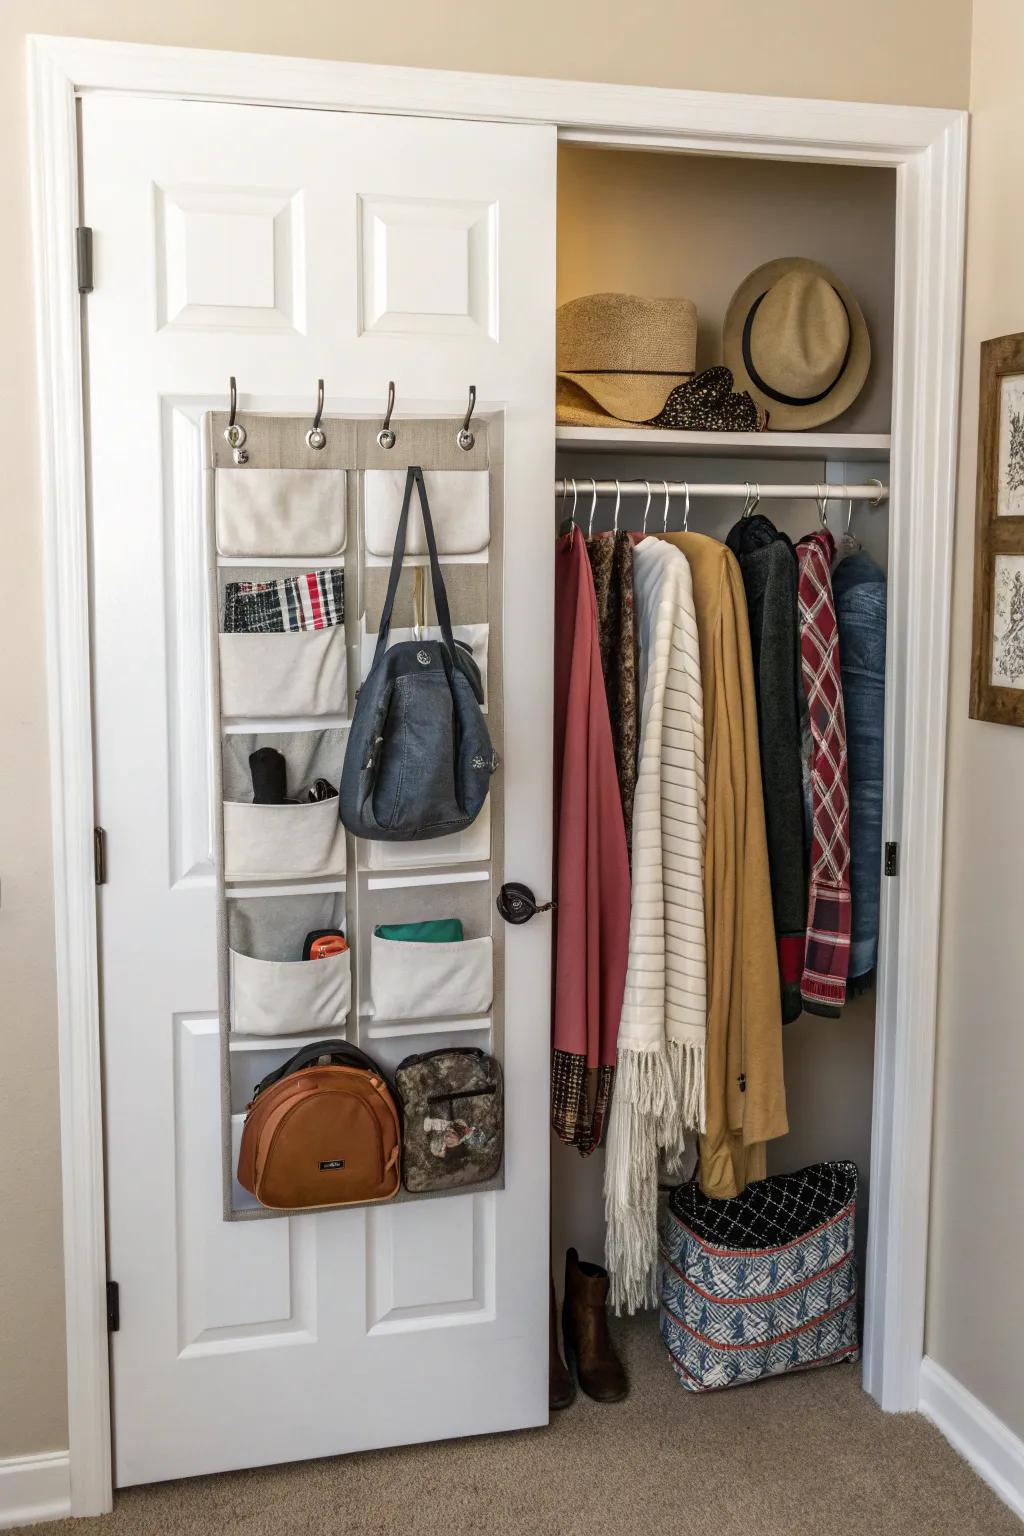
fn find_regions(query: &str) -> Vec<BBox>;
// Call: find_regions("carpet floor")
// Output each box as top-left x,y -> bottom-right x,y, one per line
20,1318 -> 1018,1536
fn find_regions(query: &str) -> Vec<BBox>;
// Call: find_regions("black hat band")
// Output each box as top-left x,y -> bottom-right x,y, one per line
741,290 -> 852,408
560,368 -> 695,378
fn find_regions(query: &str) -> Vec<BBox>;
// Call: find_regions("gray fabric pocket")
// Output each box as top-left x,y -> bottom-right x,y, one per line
369,932 -> 493,1021
216,468 -> 347,557
230,946 -> 351,1036
223,797 -> 346,882
365,800 -> 491,870
364,469 -> 488,557
219,627 -> 348,720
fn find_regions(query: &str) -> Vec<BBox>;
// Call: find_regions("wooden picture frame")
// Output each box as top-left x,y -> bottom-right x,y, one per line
970,333 -> 1024,724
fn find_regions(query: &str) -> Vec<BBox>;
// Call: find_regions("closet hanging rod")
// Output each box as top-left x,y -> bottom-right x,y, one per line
553,479 -> 888,503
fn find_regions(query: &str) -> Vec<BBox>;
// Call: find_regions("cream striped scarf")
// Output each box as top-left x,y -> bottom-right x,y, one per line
605,537 -> 707,1313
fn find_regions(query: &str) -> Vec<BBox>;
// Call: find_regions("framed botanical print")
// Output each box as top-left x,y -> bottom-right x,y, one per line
970,333 -> 1024,724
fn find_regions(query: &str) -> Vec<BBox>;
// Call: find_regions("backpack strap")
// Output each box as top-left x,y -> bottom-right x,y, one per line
374,465 -> 459,666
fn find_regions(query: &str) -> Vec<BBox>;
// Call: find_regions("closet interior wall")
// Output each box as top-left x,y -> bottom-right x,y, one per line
552,144 -> 897,1277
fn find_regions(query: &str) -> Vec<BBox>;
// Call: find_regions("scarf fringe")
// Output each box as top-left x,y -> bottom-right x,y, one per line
604,1041 -> 706,1314
603,1079 -> 660,1315
617,1041 -> 675,1120
657,1038 -> 706,1155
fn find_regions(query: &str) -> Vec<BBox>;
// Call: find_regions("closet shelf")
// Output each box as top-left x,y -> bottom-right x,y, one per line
362,869 -> 490,890
227,878 -> 346,899
222,714 -> 351,735
362,1013 -> 492,1040
556,426 -> 891,462
217,555 -> 346,570
229,1029 -> 348,1053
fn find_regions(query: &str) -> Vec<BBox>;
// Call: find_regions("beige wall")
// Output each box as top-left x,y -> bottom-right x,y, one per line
926,0 -> 1024,1443
0,0 -> 972,1466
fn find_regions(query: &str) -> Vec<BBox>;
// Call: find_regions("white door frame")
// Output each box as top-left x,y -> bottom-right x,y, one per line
28,34 -> 967,1517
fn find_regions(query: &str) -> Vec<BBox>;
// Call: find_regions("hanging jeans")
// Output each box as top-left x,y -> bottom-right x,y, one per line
832,552 -> 887,988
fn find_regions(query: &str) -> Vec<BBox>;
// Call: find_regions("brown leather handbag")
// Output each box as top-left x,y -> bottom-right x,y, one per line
237,1041 -> 401,1210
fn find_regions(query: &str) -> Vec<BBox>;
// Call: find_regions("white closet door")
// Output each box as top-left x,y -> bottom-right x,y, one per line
82,92 -> 555,1487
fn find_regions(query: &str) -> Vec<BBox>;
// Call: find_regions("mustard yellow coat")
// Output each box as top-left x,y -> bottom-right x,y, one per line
662,533 -> 788,1198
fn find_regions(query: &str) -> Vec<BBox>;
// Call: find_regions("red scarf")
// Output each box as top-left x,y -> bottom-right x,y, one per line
551,533 -> 630,1152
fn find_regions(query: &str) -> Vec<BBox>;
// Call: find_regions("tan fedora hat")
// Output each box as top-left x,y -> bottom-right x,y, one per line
557,292 -> 697,426
723,258 -> 870,430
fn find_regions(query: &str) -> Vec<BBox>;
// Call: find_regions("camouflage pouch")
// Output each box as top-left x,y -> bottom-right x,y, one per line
394,1047 -> 503,1193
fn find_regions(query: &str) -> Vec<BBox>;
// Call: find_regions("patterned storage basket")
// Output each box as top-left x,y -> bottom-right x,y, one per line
659,1161 -> 860,1392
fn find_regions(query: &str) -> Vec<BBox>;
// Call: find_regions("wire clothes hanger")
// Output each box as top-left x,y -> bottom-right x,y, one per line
816,485 -> 830,529
556,477 -> 578,542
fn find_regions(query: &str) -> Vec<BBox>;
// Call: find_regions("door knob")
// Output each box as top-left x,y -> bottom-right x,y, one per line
496,882 -> 555,925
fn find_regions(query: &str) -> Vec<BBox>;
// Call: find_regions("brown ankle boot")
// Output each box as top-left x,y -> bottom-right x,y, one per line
562,1248 -> 628,1403
549,1276 -> 575,1411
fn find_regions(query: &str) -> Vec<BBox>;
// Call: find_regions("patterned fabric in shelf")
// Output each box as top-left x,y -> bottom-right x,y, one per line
658,1161 -> 860,1393
223,568 -> 345,633
646,365 -> 768,433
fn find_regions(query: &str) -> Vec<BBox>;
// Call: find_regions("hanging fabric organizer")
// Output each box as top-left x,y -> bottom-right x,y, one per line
203,407 -> 505,1220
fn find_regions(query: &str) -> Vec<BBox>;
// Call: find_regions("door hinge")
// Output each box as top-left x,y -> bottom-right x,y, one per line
884,841 -> 899,877
106,1280 -> 120,1332
76,226 -> 93,294
94,826 -> 107,886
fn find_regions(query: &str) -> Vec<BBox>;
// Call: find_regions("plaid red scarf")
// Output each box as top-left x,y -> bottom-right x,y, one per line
796,531 -> 850,1016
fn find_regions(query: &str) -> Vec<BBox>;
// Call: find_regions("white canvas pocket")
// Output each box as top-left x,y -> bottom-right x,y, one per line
360,620 -> 488,706
369,932 -> 493,1021
365,800 -> 491,871
223,797 -> 346,881
364,470 -> 489,557
216,469 -> 347,557
230,946 -> 351,1036
219,627 -> 348,720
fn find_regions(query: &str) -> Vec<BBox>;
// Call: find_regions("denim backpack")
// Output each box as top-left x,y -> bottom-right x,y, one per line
340,464 -> 497,841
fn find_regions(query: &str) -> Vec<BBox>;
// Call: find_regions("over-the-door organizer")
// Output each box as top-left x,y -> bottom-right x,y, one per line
204,401 -> 505,1218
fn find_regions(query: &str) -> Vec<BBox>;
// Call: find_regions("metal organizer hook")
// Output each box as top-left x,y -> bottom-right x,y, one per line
224,376 -> 248,464
457,385 -> 477,451
377,381 -> 397,450
306,378 -> 327,450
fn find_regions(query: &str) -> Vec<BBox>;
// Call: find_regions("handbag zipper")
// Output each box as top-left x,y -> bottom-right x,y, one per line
402,1046 -> 485,1069
426,1086 -> 496,1102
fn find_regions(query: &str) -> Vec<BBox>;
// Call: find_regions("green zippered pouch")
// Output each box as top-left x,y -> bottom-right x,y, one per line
374,918 -> 464,944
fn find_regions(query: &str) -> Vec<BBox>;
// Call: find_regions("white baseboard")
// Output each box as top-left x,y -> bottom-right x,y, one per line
919,1356 -> 1024,1523
0,1452 -> 71,1530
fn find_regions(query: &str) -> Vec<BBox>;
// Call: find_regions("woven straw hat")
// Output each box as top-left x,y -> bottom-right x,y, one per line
557,292 -> 697,426
723,258 -> 870,430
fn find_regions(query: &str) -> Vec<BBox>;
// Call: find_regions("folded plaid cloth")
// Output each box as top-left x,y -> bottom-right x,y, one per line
224,569 -> 344,634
